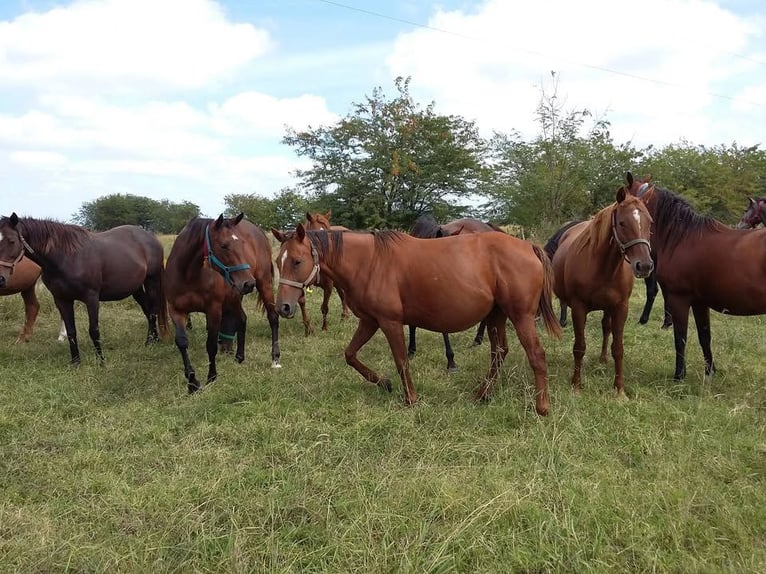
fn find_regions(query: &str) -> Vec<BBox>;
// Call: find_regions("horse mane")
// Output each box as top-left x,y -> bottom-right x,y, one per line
172,217 -> 210,266
307,229 -> 406,265
571,205 -> 615,255
10,216 -> 91,255
543,220 -> 582,259
652,187 -> 727,250
410,215 -> 441,238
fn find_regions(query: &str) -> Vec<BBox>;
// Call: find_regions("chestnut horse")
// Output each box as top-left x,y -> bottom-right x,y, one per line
289,210 -> 352,334
1,257 -> 43,343
272,224 -> 561,416
407,215 -> 502,371
165,214 -> 280,393
551,188 -> 654,396
625,171 -> 766,379
0,214 -> 167,364
736,196 -> 766,229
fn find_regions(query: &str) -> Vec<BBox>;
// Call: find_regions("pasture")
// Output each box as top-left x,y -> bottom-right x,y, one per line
0,265 -> 765,572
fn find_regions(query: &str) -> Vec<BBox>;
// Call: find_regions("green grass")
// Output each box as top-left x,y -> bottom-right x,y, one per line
0,279 -> 764,573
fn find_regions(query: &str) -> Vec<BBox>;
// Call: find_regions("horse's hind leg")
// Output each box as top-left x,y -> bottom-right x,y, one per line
320,281 -> 333,331
442,332 -> 458,372
599,312 -> 612,363
142,273 -> 165,343
609,304 -> 629,398
55,298 -> 80,365
473,310 -> 508,402
132,286 -> 158,344
337,287 -> 351,320
344,317 -> 393,394
559,301 -> 568,327
299,293 -> 313,336
171,310 -> 200,393
639,274 -> 658,325
84,294 -> 104,362
570,302 -> 588,392
16,287 -> 40,343
379,319 -> 418,405
407,325 -> 417,358
692,304 -> 715,377
508,311 -> 550,416
204,305 -> 223,384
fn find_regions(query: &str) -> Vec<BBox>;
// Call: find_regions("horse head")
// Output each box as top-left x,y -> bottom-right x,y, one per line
205,213 -> 256,295
305,210 -> 332,231
736,197 -> 766,229
613,188 -> 654,278
272,223 -> 320,319
0,213 -> 27,288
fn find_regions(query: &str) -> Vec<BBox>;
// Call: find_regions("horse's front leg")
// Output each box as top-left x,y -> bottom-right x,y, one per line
234,305 -> 247,364
691,304 -> 715,377
666,296 -> 691,380
559,301 -> 569,327
344,317 -> 391,392
84,294 -> 104,362
599,312 -> 612,363
407,325 -> 417,358
379,319 -> 418,405
639,274 -> 659,325
609,304 -> 629,399
442,332 -> 457,372
471,319 -> 486,346
16,286 -> 40,343
319,279 -> 333,331
171,310 -> 200,393
55,298 -> 80,365
570,302 -> 588,391
298,292 -> 313,336
205,303 -> 223,384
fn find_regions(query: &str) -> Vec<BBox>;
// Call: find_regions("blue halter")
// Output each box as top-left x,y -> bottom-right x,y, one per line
204,224 -> 251,286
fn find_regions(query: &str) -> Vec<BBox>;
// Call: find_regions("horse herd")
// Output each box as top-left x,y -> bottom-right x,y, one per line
1,172 -> 765,415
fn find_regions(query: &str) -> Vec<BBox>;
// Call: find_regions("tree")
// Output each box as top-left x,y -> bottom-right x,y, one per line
283,76 -> 486,230
74,194 -> 200,233
224,188 -> 308,230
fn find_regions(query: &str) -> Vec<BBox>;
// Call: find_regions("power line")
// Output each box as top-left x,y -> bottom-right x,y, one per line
314,0 -> 766,111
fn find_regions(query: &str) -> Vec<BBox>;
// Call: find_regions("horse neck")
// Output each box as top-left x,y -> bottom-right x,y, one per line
313,232 -> 371,286
19,218 -> 86,268
176,226 -> 208,278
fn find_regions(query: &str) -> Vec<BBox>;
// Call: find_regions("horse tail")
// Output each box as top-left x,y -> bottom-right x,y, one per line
532,243 -> 562,338
158,265 -> 170,338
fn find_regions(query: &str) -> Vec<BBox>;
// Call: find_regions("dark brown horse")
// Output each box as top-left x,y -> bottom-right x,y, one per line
407,215 -> 502,371
625,171 -> 766,379
165,214 -> 280,393
551,189 -> 654,396
287,210 -> 352,334
736,196 -> 766,229
272,224 -> 561,415
0,213 -> 168,364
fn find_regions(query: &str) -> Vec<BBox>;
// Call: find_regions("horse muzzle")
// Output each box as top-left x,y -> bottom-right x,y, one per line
238,280 -> 255,295
278,301 -> 296,319
0,274 -> 5,288
631,258 -> 654,279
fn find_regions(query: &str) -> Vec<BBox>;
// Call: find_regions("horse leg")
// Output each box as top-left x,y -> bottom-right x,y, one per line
559,301 -> 568,327
379,319 -> 418,405
570,302 -> 588,392
471,319 -> 486,346
266,302 -> 281,368
320,281 -> 332,331
132,286 -> 157,345
299,292 -> 313,336
660,282 -> 673,329
691,304 -> 715,377
84,294 -> 104,362
443,332 -> 458,372
16,287 -> 40,343
599,312 -> 612,363
407,325 -> 417,358
218,306 -> 237,354
58,320 -> 67,343
55,298 -> 80,365
505,309 -> 551,416
234,304 -> 247,364
344,317 -> 392,393
473,310 -> 508,401
171,310 -> 200,393
610,304 -> 629,399
205,306 -> 223,384
666,297 -> 691,380
639,274 -> 658,325
337,286 -> 351,320
142,273 -> 164,343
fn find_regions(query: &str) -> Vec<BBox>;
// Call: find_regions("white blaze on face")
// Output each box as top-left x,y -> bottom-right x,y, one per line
0,231 -> 3,242
280,249 -> 288,273
231,234 -> 239,241
632,208 -> 641,231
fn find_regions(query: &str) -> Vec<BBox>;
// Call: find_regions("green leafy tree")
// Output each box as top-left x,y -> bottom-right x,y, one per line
283,76 -> 486,230
224,188 -> 309,230
74,194 -> 200,233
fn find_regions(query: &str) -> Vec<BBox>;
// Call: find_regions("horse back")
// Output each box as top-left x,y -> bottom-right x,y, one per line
0,257 -> 41,294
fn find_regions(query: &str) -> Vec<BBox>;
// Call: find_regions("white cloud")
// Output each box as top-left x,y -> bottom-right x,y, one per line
0,0 -> 272,92
8,150 -> 68,168
386,0 -> 765,146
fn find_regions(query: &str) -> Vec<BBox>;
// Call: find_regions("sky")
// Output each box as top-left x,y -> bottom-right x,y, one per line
1,0 -> 764,221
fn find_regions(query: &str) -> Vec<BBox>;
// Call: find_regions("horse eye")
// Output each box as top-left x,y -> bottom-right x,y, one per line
293,259 -> 302,267
619,221 -> 626,227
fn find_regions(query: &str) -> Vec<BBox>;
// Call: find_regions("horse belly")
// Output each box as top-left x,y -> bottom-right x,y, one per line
401,290 -> 494,333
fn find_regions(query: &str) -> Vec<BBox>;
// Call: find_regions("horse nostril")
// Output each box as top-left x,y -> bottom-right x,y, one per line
280,303 -> 292,316
0,276 -> 5,288
242,281 -> 254,294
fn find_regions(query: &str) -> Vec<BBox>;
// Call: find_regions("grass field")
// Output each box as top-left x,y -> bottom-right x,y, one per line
0,264 -> 765,572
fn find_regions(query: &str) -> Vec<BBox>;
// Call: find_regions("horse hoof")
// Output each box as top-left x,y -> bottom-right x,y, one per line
235,355 -> 245,364
447,366 -> 459,374
380,379 -> 393,393
187,382 -> 201,394
638,317 -> 648,325
271,361 -> 282,369
615,390 -> 629,402
470,340 -> 482,347
535,405 -> 549,416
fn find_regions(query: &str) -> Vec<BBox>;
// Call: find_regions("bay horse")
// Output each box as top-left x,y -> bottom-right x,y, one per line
165,214 -> 280,393
407,215 -> 502,371
551,188 -> 654,396
287,210 -> 352,335
0,213 -> 168,364
625,171 -> 766,379
272,224 -> 561,416
736,197 -> 766,229
544,220 -> 671,328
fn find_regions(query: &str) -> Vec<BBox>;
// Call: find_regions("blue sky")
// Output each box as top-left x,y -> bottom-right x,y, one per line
1,0 -> 764,221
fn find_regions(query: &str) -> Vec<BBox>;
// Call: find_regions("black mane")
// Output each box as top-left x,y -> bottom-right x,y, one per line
543,220 -> 582,259
5,216 -> 91,255
652,187 -> 726,250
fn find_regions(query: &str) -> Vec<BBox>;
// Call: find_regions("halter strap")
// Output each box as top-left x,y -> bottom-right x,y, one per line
204,224 -> 251,287
637,182 -> 651,197
0,226 -> 35,274
279,242 -> 320,293
611,210 -> 651,258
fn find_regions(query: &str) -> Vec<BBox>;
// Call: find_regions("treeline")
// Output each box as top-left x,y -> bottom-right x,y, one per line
74,75 -> 766,235
74,195 -> 200,234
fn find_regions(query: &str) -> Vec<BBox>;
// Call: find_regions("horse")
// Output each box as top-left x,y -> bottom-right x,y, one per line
551,188 -> 654,396
272,224 -> 562,416
407,215 -> 502,371
287,210 -> 352,335
164,214 -> 280,393
625,171 -> 766,379
1,256 -> 43,343
736,197 -> 766,229
544,219 -> 671,328
0,214 -> 168,364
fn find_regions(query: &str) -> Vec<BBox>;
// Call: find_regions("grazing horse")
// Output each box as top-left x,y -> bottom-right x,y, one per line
165,214 -> 280,394
545,219 -> 669,328
551,189 -> 654,396
736,197 -> 766,229
407,215 -> 502,371
0,214 -> 168,364
625,171 -> 766,379
272,224 -> 561,416
287,210 -> 352,334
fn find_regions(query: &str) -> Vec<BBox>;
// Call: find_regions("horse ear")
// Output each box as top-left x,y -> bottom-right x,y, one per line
296,222 -> 306,241
271,228 -> 286,243
306,212 -> 313,222
435,227 -> 445,238
9,212 -> 19,227
233,212 -> 244,225
214,214 -> 224,229
626,172 -> 634,187
749,197 -> 756,206
325,210 -> 332,219
616,187 -> 626,203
